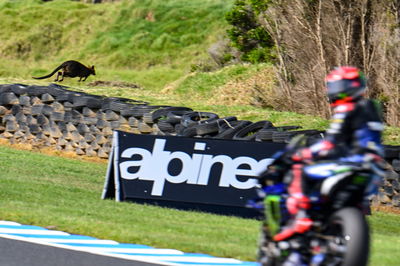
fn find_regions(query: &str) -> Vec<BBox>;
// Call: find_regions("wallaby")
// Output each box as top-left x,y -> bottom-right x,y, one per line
33,60 -> 96,82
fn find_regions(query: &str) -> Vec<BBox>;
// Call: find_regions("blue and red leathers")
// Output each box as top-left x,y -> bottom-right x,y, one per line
273,97 -> 384,241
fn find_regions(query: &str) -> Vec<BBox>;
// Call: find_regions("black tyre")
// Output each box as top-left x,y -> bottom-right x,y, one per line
166,110 -> 193,124
272,129 -> 321,143
383,145 -> 400,159
214,120 -> 252,139
0,92 -> 19,105
216,116 -> 238,131
195,116 -> 237,136
10,84 -> 28,95
151,106 -> 192,122
73,95 -> 103,109
157,120 -> 175,133
325,207 -> 369,266
181,111 -> 219,128
56,91 -> 81,102
194,121 -> 219,136
110,101 -> 137,113
26,85 -> 51,96
257,226 -> 277,266
233,120 -> 274,141
47,83 -> 69,96
102,97 -> 148,108
174,123 -> 184,134
179,126 -> 197,137
256,128 -> 277,142
256,126 -> 302,142
129,105 -> 170,118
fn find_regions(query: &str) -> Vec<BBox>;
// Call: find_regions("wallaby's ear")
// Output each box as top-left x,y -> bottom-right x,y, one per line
91,65 -> 95,70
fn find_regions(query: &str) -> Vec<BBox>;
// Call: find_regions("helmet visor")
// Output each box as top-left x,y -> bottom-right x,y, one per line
326,80 -> 347,98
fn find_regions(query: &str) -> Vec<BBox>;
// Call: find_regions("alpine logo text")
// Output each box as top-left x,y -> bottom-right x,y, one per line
119,139 -> 273,196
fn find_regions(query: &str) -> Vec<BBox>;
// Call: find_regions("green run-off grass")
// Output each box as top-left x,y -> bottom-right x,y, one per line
0,145 -> 399,265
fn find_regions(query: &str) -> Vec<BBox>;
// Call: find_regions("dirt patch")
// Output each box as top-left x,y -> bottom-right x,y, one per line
88,80 -> 141,89
371,204 -> 400,215
0,139 -> 107,164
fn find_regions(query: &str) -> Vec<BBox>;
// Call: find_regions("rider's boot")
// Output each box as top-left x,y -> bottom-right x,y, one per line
273,209 -> 313,241
273,164 -> 314,242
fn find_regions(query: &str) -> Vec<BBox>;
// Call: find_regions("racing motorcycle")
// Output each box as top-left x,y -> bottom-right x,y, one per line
252,135 -> 387,266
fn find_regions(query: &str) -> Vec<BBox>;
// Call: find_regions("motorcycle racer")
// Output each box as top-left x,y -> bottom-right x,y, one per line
270,66 -> 385,241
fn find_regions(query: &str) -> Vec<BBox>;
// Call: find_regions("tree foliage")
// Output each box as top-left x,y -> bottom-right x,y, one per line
225,0 -> 274,63
226,0 -> 400,126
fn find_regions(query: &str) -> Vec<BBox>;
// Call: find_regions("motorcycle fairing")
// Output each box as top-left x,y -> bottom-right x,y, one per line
320,172 -> 353,196
303,163 -> 352,179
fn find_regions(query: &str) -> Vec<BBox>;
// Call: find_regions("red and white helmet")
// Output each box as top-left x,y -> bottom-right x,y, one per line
325,66 -> 366,103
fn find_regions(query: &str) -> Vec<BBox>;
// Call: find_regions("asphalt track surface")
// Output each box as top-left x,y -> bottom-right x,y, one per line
0,236 -> 159,266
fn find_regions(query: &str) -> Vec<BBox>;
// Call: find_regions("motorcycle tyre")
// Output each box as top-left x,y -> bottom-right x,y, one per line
257,227 -> 277,266
327,207 -> 369,266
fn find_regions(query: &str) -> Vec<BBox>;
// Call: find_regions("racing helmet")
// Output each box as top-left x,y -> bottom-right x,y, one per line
325,66 -> 366,103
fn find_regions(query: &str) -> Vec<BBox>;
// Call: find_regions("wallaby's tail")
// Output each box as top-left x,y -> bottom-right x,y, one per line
32,64 -> 63,80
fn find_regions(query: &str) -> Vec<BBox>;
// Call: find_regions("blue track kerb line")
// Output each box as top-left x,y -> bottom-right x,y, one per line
0,224 -> 49,230
0,221 -> 260,266
164,262 -> 259,266
63,243 -> 152,248
110,252 -> 211,257
0,234 -> 93,239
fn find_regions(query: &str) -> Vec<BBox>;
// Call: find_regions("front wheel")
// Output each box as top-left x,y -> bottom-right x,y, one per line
257,226 -> 278,266
325,207 -> 370,266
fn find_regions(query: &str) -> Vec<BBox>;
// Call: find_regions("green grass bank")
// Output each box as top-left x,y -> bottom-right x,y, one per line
1,0 -> 400,143
0,0 -> 234,90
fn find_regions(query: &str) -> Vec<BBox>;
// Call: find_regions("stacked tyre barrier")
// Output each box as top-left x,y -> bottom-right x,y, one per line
374,145 -> 400,208
0,83 -> 399,208
0,83 -> 324,156
0,83 -> 153,158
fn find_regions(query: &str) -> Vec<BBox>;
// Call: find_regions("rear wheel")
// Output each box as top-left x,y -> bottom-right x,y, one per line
324,207 -> 369,266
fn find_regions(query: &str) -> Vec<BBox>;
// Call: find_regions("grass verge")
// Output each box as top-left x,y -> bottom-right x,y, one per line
0,144 -> 399,265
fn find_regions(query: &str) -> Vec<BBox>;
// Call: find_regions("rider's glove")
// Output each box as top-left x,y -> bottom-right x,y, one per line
363,153 -> 383,163
259,166 -> 283,184
363,153 -> 388,175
